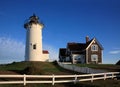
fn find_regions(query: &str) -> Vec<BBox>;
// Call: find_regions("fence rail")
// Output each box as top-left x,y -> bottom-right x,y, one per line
0,72 -> 119,85
57,62 -> 106,73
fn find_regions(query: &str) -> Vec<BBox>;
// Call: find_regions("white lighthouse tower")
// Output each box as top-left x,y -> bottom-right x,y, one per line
24,14 -> 49,61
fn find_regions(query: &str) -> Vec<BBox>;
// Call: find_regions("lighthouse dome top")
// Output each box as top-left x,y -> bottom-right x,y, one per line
29,14 -> 39,24
24,14 -> 43,29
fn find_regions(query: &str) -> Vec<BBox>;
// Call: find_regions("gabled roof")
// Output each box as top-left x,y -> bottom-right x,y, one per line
67,38 -> 103,52
59,48 -> 67,56
86,38 -> 104,50
67,43 -> 86,51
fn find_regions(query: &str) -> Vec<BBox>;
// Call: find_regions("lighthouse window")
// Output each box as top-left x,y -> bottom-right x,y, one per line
33,44 -> 36,49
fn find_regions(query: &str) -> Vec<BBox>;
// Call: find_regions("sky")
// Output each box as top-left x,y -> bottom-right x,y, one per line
0,0 -> 120,64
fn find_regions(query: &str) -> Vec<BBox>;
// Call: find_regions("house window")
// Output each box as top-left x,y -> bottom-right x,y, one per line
73,55 -> 84,60
91,45 -> 98,51
91,54 -> 98,61
33,44 -> 36,49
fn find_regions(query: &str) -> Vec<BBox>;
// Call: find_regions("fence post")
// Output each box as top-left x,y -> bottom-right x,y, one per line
112,73 -> 114,79
104,73 -> 106,80
23,74 -> 26,85
74,74 -> 77,84
52,74 -> 55,85
91,74 -> 94,82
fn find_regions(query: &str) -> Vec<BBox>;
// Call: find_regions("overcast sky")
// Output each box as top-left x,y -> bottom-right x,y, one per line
0,0 -> 120,64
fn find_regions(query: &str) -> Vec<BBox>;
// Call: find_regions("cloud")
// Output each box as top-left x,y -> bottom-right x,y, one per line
0,37 -> 25,64
109,50 -> 120,55
0,36 -> 58,64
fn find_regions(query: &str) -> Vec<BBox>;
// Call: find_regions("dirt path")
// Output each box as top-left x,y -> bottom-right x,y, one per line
0,71 -> 19,75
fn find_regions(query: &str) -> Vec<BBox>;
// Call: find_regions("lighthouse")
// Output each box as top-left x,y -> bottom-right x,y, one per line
24,14 -> 49,61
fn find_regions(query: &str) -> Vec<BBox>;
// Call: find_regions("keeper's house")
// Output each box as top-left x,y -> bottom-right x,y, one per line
59,36 -> 103,64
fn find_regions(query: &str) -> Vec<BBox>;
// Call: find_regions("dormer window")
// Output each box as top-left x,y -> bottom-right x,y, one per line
91,44 -> 98,51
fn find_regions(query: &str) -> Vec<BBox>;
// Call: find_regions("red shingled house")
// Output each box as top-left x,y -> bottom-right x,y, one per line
59,36 -> 103,64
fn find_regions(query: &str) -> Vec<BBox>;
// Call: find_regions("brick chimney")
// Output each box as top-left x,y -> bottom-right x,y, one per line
86,36 -> 89,43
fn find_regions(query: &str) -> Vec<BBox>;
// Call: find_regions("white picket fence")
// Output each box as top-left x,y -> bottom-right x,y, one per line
58,62 -> 106,73
0,72 -> 119,85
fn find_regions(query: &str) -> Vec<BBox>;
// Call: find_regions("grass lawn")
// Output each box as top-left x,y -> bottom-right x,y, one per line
0,61 -> 80,75
0,61 -> 120,87
74,64 -> 120,72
